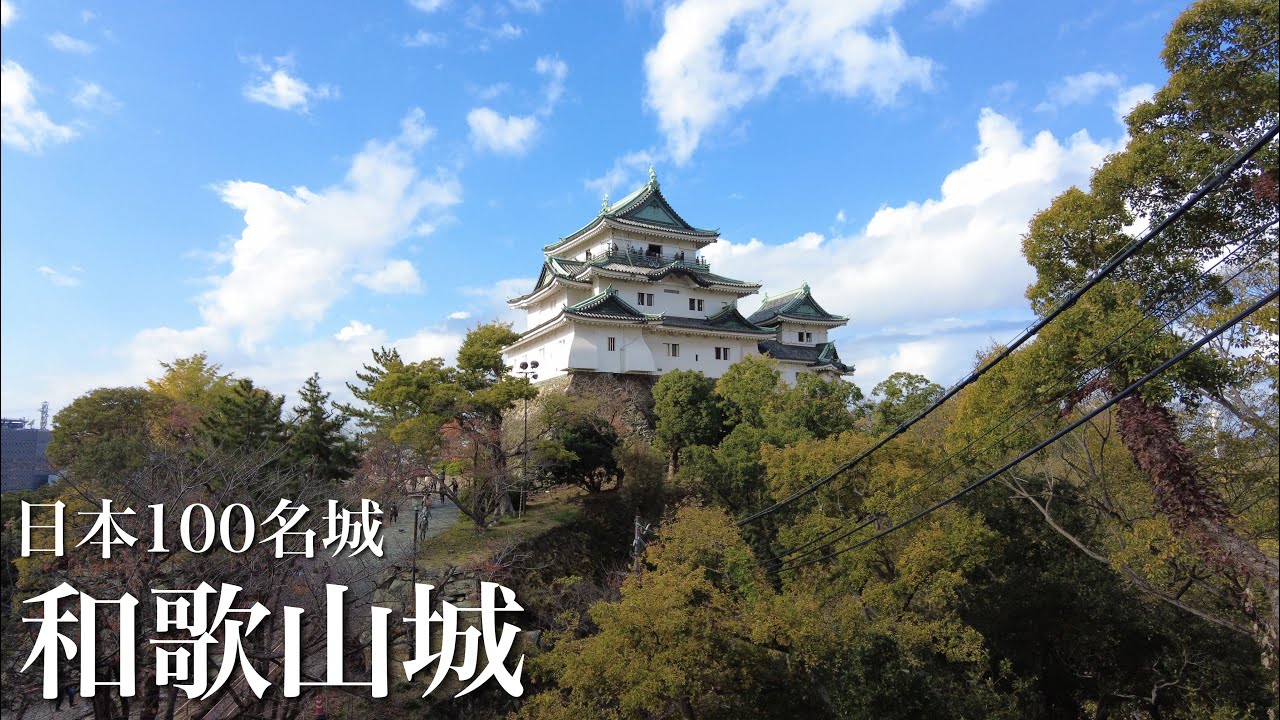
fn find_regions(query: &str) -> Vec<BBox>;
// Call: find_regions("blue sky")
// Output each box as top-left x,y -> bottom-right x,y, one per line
1,0 -> 1187,420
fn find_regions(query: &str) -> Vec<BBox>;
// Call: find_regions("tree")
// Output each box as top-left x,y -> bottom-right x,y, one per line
714,354 -> 781,429
342,324 -> 536,528
765,372 -> 862,442
534,412 -> 620,493
288,373 -> 360,483
652,370 -> 724,477
870,372 -> 944,435
197,378 -> 289,455
1013,0 -> 1279,671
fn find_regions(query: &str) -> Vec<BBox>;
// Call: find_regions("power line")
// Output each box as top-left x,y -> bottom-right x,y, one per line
737,121 -> 1279,528
777,286 -> 1280,574
770,225 -> 1276,567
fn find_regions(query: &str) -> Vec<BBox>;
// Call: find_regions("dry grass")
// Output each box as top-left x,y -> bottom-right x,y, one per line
418,486 -> 584,569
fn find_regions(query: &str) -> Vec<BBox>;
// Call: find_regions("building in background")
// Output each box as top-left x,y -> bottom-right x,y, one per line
503,169 -> 852,384
1,417 -> 54,492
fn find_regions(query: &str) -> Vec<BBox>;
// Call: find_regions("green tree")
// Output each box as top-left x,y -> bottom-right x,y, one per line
197,378 -> 288,454
288,373 -> 360,483
534,412 -> 620,493
870,372 -> 944,435
1014,0 -> 1279,669
715,354 -> 781,429
46,386 -> 174,482
652,369 -> 724,476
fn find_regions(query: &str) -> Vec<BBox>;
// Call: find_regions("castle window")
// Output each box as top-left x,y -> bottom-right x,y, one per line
688,298 -> 704,311
715,347 -> 730,360
647,243 -> 662,257
637,292 -> 654,306
797,331 -> 812,343
607,337 -> 616,351
664,343 -> 680,357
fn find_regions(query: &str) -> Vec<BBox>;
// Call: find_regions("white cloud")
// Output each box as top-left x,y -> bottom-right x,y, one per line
1,0 -> 16,28
335,320 -> 376,342
1112,83 -> 1155,123
164,108 -> 460,349
1,61 -> 78,152
48,31 -> 95,54
448,311 -> 472,320
585,150 -> 656,197
510,0 -> 542,11
703,109 -> 1120,385
494,22 -> 523,39
934,0 -> 990,22
835,209 -> 846,223
644,0 -> 933,163
355,259 -> 423,294
71,81 -> 121,112
403,29 -> 447,48
462,277 -> 535,326
38,265 -> 81,287
409,0 -> 447,12
80,9 -> 96,24
467,107 -> 538,154
534,55 -> 567,108
1036,71 -> 1120,111
242,56 -> 336,113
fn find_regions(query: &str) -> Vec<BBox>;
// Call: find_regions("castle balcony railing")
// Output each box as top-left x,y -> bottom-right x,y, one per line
594,245 -> 710,270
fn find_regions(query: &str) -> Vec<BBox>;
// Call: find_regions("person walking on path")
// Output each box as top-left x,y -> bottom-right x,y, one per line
420,497 -> 433,540
390,501 -> 399,524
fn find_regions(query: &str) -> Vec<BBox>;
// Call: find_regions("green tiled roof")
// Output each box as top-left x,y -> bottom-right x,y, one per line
508,259 -> 591,303
748,283 -> 848,326
563,286 -> 657,322
544,176 -> 718,252
758,339 -> 851,373
660,303 -> 774,336
581,250 -> 759,289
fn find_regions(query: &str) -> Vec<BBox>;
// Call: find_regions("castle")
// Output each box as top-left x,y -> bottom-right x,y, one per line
502,169 -> 852,385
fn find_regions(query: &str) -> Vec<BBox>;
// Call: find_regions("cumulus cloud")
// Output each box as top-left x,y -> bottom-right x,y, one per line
2,0 -> 17,28
448,311 -> 472,320
242,55 -> 337,113
71,81 -> 121,112
1,61 -> 77,152
48,31 -> 95,54
409,0 -> 447,12
467,107 -> 538,154
334,320 -> 376,342
702,109 -> 1120,385
466,55 -> 568,156
354,259 -> 423,293
644,0 -> 933,163
148,108 -> 460,351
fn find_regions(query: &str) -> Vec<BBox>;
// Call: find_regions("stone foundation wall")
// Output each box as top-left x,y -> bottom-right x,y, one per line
504,371 -> 659,444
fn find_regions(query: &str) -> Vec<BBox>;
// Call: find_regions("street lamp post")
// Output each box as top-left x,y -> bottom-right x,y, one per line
411,496 -> 423,587
516,361 -> 539,517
